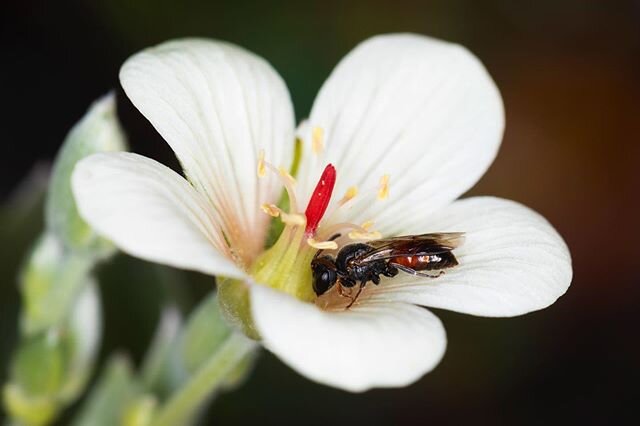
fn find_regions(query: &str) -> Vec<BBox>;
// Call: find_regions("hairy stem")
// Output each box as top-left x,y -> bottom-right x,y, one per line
151,333 -> 256,426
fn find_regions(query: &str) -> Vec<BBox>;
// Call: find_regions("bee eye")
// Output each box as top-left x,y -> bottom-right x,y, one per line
312,266 -> 336,296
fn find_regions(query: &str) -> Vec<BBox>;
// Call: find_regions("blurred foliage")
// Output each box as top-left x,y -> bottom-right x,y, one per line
1,89 -> 259,425
3,94 -> 127,425
70,356 -> 139,426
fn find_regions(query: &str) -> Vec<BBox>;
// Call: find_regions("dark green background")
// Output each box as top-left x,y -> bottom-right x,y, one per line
2,1 -> 639,424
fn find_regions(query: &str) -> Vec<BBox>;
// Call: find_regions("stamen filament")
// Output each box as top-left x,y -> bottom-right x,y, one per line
316,222 -> 367,241
259,158 -> 299,214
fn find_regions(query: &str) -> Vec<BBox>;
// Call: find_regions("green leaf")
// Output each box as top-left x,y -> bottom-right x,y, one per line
180,292 -> 232,375
71,356 -> 139,426
139,307 -> 183,398
46,92 -> 127,256
122,395 -> 157,426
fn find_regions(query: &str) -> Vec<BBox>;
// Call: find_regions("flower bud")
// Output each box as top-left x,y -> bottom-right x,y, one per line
20,232 -> 93,336
58,282 -> 102,401
46,92 -> 127,256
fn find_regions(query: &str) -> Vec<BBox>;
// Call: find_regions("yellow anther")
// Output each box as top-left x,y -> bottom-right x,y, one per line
262,203 -> 304,226
377,174 -> 390,200
338,186 -> 358,206
361,220 -> 375,230
348,230 -> 383,241
261,203 -> 280,217
257,149 -> 267,178
311,126 -> 325,155
280,212 -> 306,226
278,166 -> 297,186
306,238 -> 339,250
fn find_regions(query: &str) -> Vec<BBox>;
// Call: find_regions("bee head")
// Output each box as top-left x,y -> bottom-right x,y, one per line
311,255 -> 338,296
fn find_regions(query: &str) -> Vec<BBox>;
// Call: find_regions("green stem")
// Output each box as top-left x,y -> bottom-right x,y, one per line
151,333 -> 256,426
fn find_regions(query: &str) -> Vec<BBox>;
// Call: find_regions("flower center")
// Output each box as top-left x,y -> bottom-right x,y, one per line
250,163 -> 338,302
251,128 -> 390,304
217,132 -> 393,338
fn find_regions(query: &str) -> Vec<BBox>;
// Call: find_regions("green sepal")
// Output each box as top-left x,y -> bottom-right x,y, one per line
217,279 -> 260,340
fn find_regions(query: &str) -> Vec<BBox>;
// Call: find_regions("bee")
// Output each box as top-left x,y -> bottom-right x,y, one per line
311,232 -> 464,308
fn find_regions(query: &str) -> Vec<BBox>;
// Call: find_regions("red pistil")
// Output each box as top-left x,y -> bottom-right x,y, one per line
304,164 -> 336,236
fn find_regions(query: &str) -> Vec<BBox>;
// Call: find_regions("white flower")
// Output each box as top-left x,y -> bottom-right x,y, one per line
72,34 -> 572,392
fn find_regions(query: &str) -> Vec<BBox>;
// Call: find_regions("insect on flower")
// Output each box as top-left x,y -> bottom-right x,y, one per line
72,34 -> 572,392
311,232 -> 464,308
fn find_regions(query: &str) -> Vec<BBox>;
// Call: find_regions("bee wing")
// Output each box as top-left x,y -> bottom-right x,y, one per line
356,232 -> 465,264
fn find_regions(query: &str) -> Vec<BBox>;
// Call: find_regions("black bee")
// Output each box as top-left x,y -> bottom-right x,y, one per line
311,232 -> 464,307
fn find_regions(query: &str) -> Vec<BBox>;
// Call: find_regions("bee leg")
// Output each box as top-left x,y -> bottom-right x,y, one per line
383,266 -> 398,278
371,274 -> 380,285
345,284 -> 364,309
337,284 -> 350,298
412,270 -> 445,278
337,279 -> 356,299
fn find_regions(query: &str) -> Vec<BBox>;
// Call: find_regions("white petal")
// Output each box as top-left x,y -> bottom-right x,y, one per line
72,152 -> 244,278
297,33 -> 504,231
371,197 -> 572,317
250,283 -> 446,392
120,39 -> 295,261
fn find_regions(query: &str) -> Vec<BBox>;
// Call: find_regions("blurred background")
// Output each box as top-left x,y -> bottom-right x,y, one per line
1,0 -> 639,424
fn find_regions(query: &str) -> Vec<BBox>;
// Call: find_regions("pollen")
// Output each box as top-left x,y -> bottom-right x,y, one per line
281,212 -> 306,226
377,174 -> 390,200
348,230 -> 383,241
261,203 -> 281,217
306,238 -> 339,250
261,203 -> 305,226
311,126 -> 325,155
338,186 -> 358,206
361,220 -> 375,230
257,149 -> 267,178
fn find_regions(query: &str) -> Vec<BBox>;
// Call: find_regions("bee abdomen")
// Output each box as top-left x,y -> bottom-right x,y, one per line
391,251 -> 458,271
